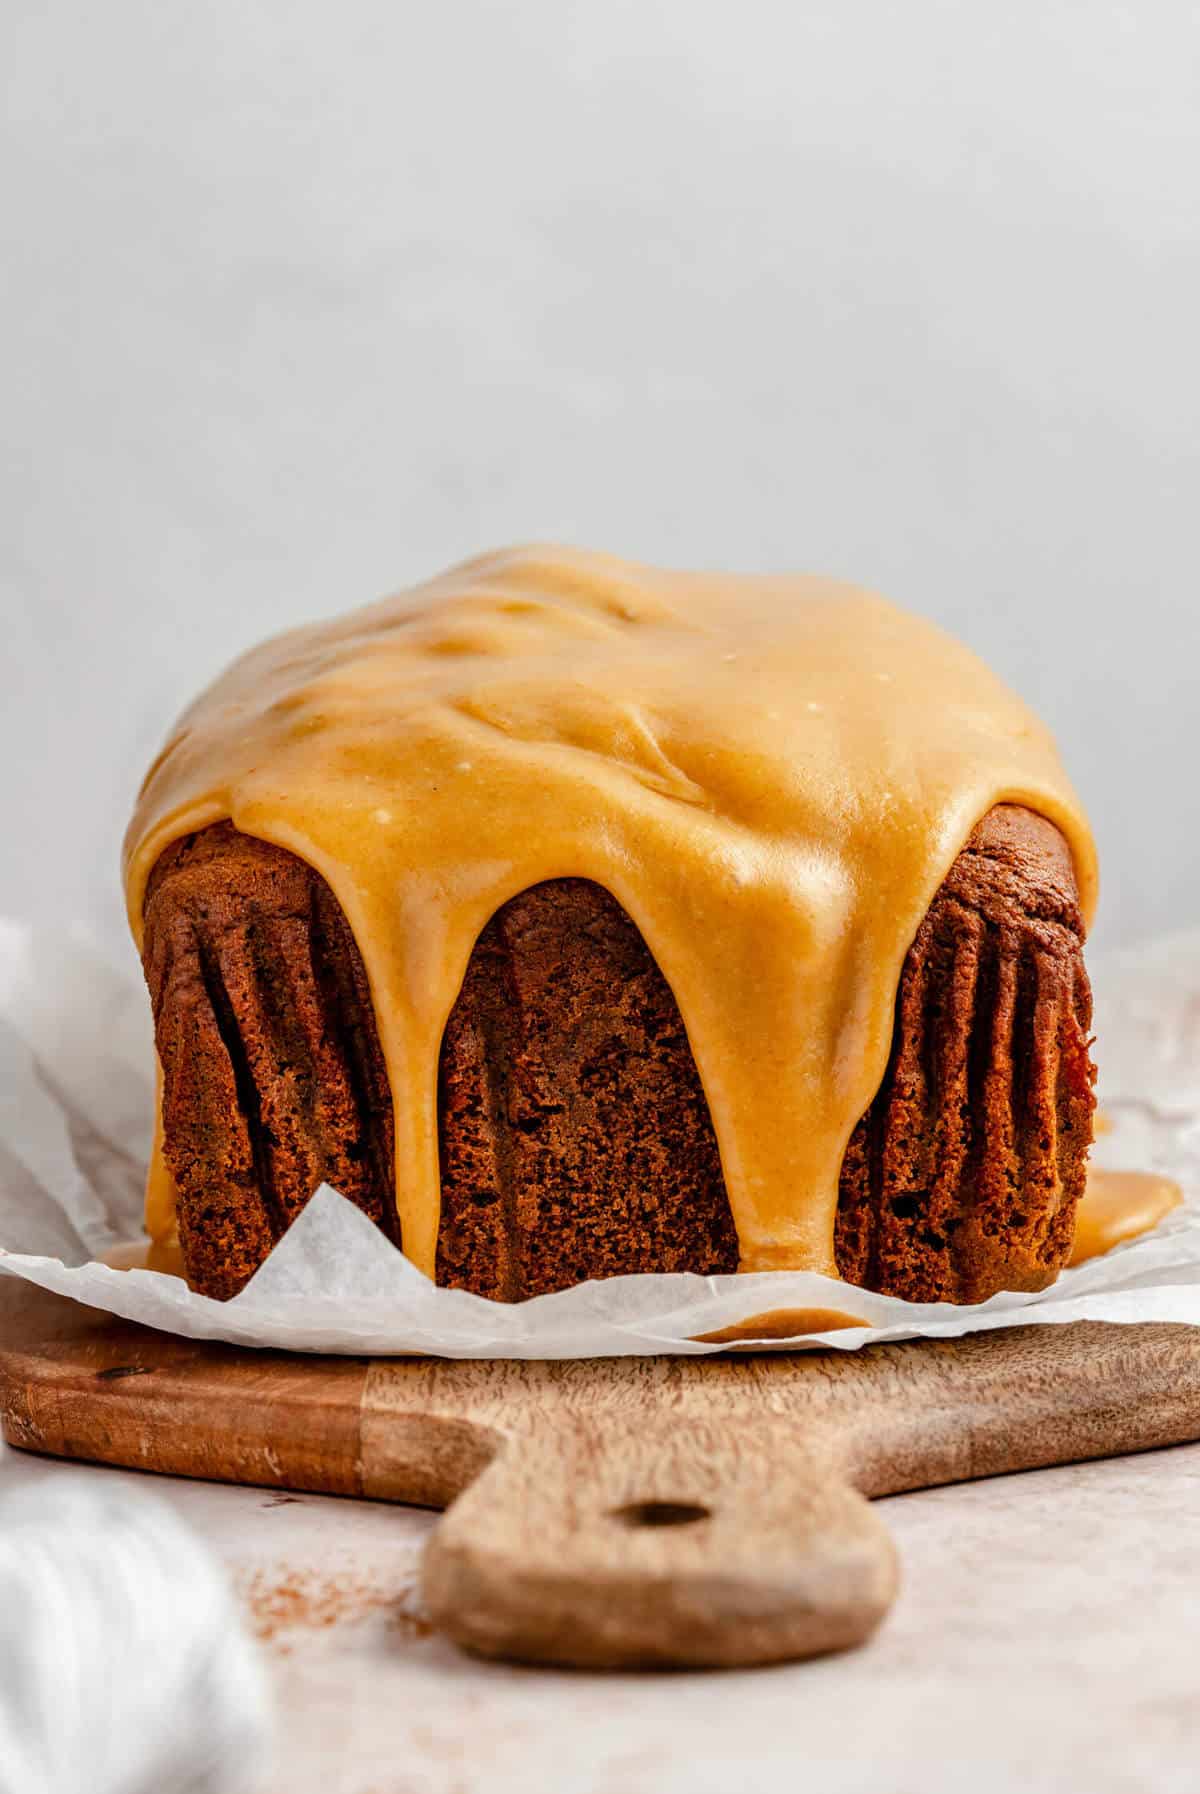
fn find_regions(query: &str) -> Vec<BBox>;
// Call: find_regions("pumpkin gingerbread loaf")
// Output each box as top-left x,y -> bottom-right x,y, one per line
125,547 -> 1099,1305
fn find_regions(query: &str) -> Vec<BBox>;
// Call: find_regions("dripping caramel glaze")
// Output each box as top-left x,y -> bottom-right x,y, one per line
124,546 -> 1101,1282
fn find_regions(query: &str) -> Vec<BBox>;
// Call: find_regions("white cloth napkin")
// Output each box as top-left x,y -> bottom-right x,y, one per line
0,1478 -> 269,1794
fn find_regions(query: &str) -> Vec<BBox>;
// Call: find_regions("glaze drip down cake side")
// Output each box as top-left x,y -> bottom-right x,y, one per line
124,547 -> 1100,1305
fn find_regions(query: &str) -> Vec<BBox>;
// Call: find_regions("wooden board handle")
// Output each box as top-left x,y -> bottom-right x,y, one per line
421,1416 -> 898,1669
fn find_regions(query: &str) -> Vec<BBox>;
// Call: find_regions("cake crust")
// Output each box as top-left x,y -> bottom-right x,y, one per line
142,805 -> 1093,1304
832,806 -> 1094,1301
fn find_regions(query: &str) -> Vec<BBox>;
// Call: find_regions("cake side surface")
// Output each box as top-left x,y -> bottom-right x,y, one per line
140,805 -> 1092,1304
435,877 -> 739,1299
833,805 -> 1094,1302
142,824 -> 396,1299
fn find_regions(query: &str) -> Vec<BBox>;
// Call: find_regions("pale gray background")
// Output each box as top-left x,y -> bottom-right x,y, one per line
3,0 -> 1197,958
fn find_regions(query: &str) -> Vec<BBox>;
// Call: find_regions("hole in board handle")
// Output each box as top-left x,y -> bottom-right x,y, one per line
614,1500 -> 710,1529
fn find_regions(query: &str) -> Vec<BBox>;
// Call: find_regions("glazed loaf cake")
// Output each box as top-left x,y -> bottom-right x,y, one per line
141,802 -> 1093,1305
125,547 -> 1101,1307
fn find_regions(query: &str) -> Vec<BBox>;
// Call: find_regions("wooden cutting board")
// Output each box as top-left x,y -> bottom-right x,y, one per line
3,1284 -> 1200,1671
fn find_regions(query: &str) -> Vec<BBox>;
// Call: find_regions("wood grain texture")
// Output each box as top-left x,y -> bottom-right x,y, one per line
4,1285 -> 1200,1669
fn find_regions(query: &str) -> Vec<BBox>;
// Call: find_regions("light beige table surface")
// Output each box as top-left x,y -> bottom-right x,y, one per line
3,1396 -> 1198,1794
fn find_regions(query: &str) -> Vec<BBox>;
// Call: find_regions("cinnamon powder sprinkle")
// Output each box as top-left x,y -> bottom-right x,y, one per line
236,1566 -> 432,1649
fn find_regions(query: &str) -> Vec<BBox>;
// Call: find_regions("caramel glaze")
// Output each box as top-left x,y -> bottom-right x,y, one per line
100,1239 -> 188,1277
124,547 -> 1099,1281
693,1308 -> 870,1344
1069,1168 -> 1183,1267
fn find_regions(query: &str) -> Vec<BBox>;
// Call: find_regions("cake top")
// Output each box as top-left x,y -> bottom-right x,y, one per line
125,546 -> 1096,1277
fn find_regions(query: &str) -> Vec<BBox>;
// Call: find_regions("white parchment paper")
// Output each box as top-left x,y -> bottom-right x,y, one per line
2,917 -> 1200,1357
